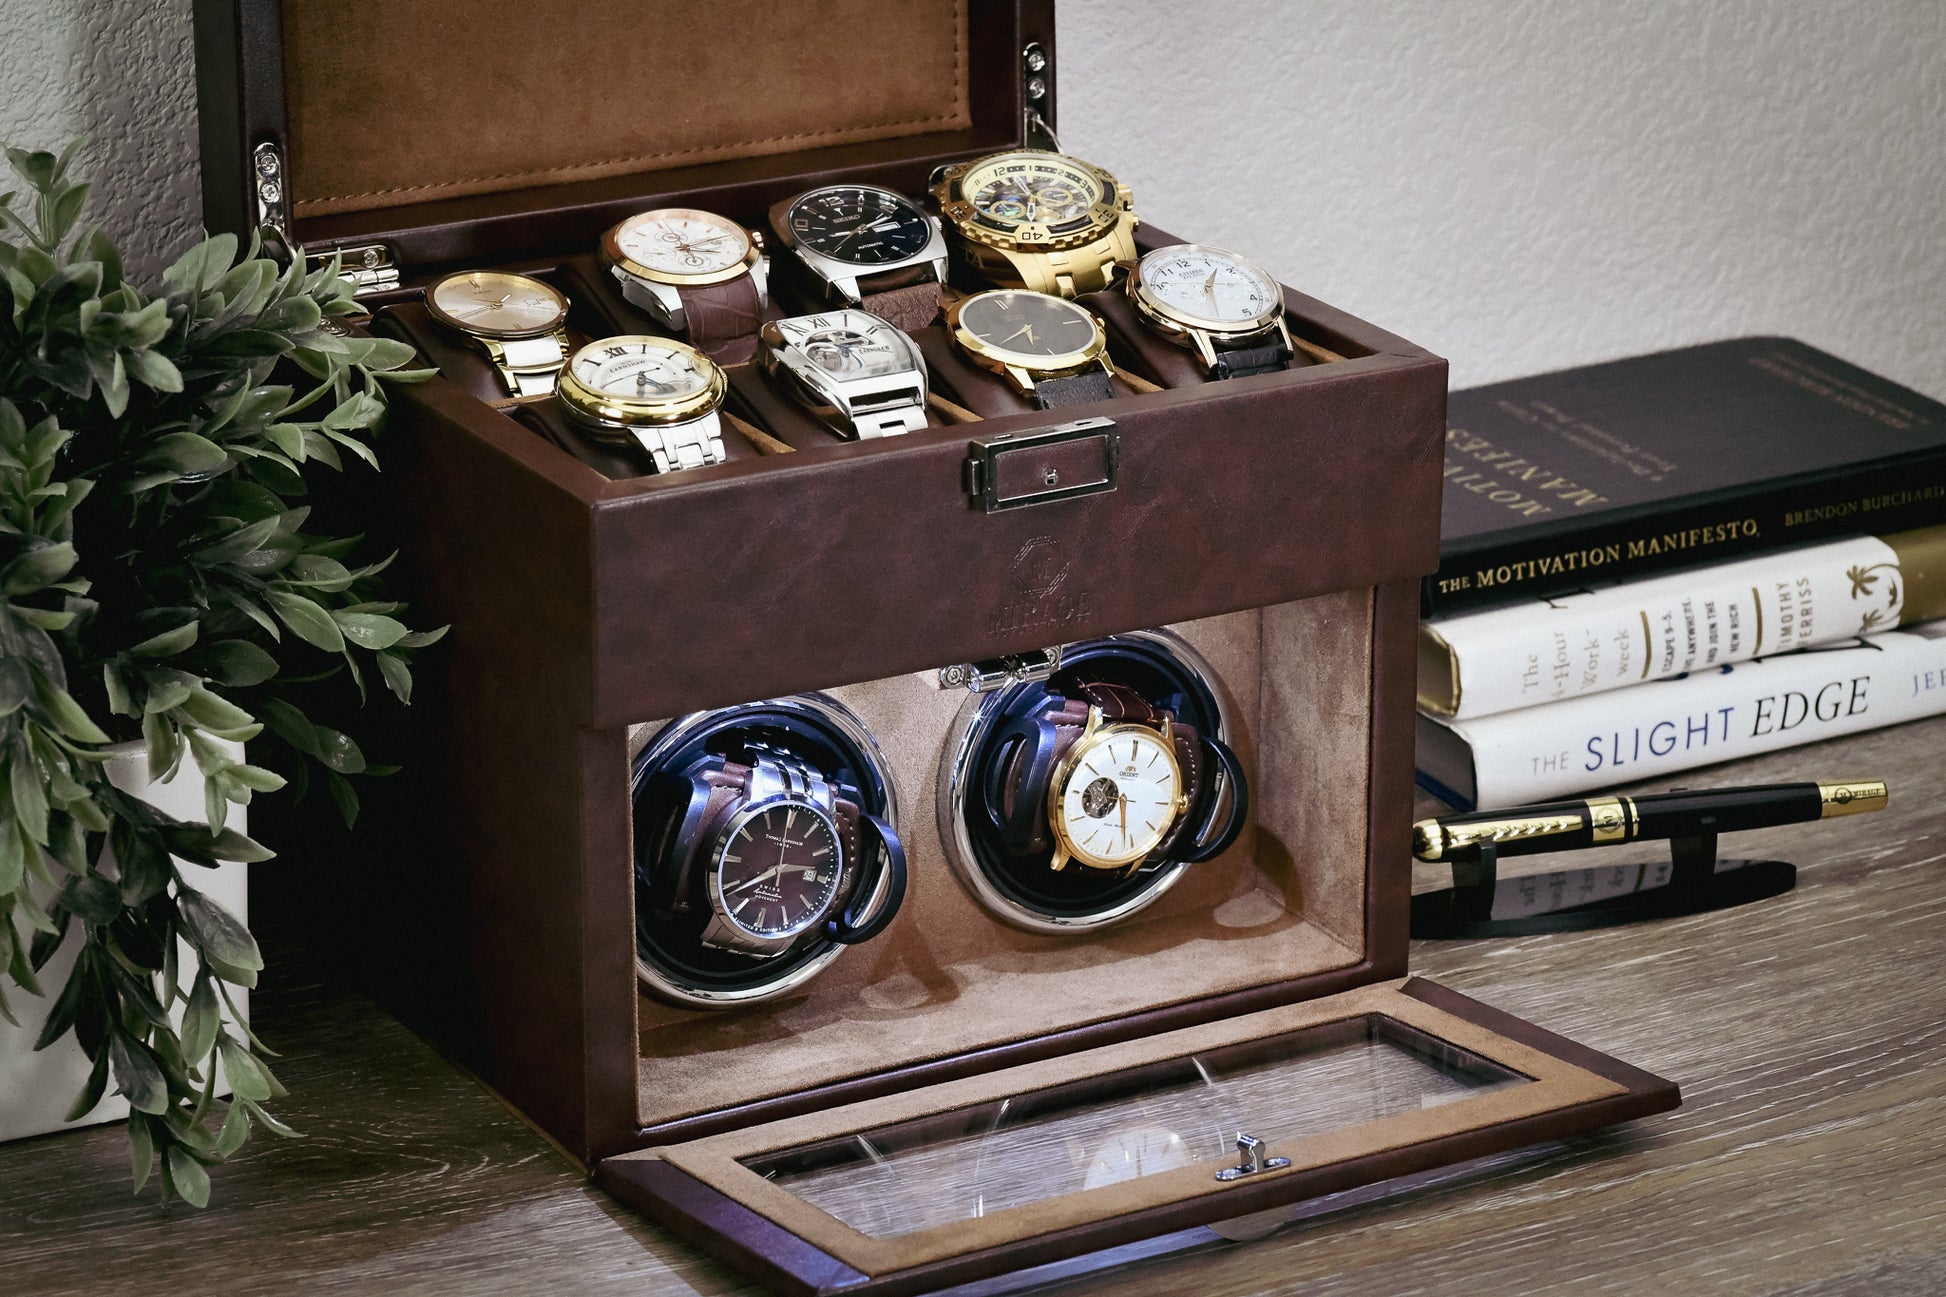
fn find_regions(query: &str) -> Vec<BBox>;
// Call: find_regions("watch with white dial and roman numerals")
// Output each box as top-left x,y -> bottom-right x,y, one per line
601,207 -> 769,363
556,335 -> 728,473
930,149 -> 1138,298
945,288 -> 1115,410
423,270 -> 572,398
1129,244 -> 1293,380
769,185 -> 947,332
758,309 -> 929,439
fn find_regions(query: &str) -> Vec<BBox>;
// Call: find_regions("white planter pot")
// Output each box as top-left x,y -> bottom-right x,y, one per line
0,740 -> 250,1143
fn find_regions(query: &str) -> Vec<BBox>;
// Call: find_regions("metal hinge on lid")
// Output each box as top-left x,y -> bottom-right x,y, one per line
1022,42 -> 1060,150
251,142 -> 399,297
938,646 -> 1064,693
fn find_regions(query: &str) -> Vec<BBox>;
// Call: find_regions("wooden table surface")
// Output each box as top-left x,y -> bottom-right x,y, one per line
5,718 -> 1944,1296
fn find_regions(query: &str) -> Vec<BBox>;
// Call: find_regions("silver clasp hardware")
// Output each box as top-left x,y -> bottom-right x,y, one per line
963,416 -> 1118,513
938,646 -> 1064,693
1214,1133 -> 1291,1182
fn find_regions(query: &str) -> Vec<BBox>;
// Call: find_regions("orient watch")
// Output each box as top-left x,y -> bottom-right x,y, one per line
661,744 -> 907,958
422,270 -> 571,398
758,309 -> 928,439
930,149 -> 1138,298
945,289 -> 1115,410
557,335 -> 728,473
769,185 -> 947,332
993,681 -> 1247,872
601,207 -> 769,362
1129,244 -> 1293,379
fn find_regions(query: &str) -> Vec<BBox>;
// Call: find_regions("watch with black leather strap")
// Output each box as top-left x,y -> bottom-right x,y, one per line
768,185 -> 948,333
930,149 -> 1138,298
422,270 -> 572,398
944,288 -> 1115,411
991,681 -> 1246,873
601,207 -> 769,364
1126,244 -> 1293,382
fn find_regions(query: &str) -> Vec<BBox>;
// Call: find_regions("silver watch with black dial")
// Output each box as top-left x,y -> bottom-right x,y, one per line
768,185 -> 947,332
758,309 -> 929,440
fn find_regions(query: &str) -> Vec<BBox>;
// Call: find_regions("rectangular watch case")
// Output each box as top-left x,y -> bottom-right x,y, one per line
194,3 -> 1678,1292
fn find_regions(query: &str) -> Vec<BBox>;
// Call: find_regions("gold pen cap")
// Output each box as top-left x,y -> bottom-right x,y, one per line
1818,780 -> 1888,817
1411,819 -> 1444,861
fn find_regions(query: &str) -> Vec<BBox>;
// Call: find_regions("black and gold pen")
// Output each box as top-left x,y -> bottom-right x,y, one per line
1411,779 -> 1889,862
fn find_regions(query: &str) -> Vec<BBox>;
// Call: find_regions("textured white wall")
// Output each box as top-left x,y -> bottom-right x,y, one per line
0,1 -> 1939,395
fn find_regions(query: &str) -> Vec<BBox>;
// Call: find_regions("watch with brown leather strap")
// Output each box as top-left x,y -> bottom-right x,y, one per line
602,207 -> 770,364
992,681 -> 1246,873
768,184 -> 948,333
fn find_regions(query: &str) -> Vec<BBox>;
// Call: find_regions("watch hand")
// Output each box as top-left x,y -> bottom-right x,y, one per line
728,863 -> 787,894
999,323 -> 1038,346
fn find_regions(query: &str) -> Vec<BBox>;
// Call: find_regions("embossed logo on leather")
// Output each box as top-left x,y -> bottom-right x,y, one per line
991,535 -> 1090,635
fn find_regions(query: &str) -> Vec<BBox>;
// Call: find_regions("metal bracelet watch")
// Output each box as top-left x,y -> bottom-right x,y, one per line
944,289 -> 1116,411
1128,244 -> 1293,380
556,335 -> 728,473
423,270 -> 572,397
768,185 -> 947,333
930,148 -> 1138,299
601,207 -> 769,363
758,309 -> 929,439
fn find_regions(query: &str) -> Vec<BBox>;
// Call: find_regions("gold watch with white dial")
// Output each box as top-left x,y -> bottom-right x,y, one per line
423,270 -> 572,398
601,208 -> 768,362
556,336 -> 729,474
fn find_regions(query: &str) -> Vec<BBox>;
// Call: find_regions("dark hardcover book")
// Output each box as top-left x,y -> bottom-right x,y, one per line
1426,337 -> 1946,616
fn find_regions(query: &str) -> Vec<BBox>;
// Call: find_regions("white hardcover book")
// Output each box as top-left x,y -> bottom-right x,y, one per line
1419,528 -> 1946,719
1417,619 -> 1946,810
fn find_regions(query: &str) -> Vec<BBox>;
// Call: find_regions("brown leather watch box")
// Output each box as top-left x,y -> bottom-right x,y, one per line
195,3 -> 1677,1292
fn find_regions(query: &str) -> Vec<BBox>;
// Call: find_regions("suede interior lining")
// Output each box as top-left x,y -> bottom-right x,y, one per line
628,980 -> 1627,1276
632,592 -> 1376,1128
282,0 -> 971,216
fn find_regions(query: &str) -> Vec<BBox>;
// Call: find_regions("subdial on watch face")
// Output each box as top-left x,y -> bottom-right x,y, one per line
716,802 -> 843,941
1058,728 -> 1182,867
966,156 -> 1104,228
788,186 -> 933,266
427,271 -> 566,336
572,339 -> 710,401
774,310 -> 912,378
612,208 -> 750,276
1140,245 -> 1281,326
958,290 -> 1100,361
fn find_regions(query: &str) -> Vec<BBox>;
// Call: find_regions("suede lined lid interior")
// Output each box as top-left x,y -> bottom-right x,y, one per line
281,0 -> 972,217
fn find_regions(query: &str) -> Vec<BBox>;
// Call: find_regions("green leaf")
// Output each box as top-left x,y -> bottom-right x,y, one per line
3,540 -> 76,593
142,709 -> 182,782
397,625 -> 449,650
215,1099 -> 250,1155
219,1038 -> 272,1102
226,763 -> 286,794
375,651 -> 412,704
314,726 -> 365,775
163,231 -> 237,294
203,953 -> 257,989
266,590 -> 345,652
199,640 -> 278,688
331,611 -> 407,650
0,821 -> 24,894
29,665 -> 110,743
124,347 -> 183,394
129,620 -> 198,658
166,1145 -> 211,1208
177,887 -> 262,971
175,686 -> 257,737
327,771 -> 360,827
143,677 -> 194,714
140,431 -> 229,477
58,872 -> 122,925
109,1032 -> 169,1114
181,973 -> 220,1065
64,1045 -> 111,1122
129,1111 -> 156,1192
33,950 -> 89,1049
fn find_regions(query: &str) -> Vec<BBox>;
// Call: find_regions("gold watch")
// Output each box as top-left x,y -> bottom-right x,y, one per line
423,271 -> 571,398
556,336 -> 729,474
930,149 -> 1138,298
945,289 -> 1115,410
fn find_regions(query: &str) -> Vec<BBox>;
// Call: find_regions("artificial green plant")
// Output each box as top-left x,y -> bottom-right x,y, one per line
0,140 -> 440,1205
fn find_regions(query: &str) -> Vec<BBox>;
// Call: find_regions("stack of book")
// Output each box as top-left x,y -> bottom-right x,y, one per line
1416,338 -> 1946,810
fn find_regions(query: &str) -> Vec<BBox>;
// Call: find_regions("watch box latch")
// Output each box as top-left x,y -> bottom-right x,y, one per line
250,142 -> 400,298
963,416 -> 1118,513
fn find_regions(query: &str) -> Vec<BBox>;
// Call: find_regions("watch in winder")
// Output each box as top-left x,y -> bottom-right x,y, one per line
601,207 -> 769,361
556,335 -> 729,473
930,148 -> 1138,297
757,309 -> 929,440
768,184 -> 947,331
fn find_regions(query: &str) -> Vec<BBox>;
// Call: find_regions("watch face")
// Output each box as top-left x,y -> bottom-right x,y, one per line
569,337 -> 713,403
1137,244 -> 1282,330
425,271 -> 567,338
956,290 -> 1101,366
713,801 -> 845,941
608,208 -> 751,279
770,309 -> 921,379
962,152 -> 1107,232
786,186 -> 934,266
1055,726 -> 1183,868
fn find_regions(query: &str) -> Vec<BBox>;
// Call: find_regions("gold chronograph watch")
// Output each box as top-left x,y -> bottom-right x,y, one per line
423,270 -> 572,398
929,149 -> 1138,298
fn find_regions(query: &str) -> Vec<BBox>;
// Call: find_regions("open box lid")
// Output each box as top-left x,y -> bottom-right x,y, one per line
194,0 -> 1048,280
598,978 -> 1677,1294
